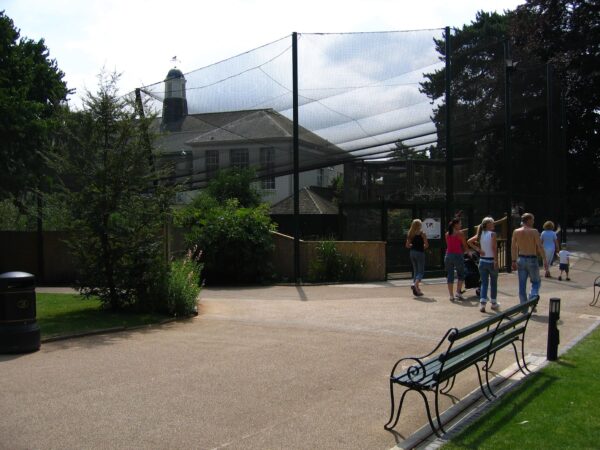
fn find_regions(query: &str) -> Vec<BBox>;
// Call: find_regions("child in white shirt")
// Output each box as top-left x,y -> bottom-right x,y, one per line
558,243 -> 571,281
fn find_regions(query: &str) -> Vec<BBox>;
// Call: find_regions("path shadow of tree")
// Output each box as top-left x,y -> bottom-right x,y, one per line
38,310 -> 192,352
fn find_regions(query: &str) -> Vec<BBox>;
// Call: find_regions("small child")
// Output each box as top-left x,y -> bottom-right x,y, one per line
558,243 -> 571,281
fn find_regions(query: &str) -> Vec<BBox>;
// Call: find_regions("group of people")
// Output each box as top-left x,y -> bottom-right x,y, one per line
405,213 -> 571,312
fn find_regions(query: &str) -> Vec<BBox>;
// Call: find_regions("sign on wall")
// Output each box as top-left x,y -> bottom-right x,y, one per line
423,217 -> 441,239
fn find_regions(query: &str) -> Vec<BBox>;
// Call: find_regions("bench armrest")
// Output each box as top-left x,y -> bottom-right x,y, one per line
390,357 -> 429,382
390,328 -> 457,378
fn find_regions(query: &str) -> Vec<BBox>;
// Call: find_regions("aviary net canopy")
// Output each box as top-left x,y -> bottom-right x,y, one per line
137,30 -> 446,187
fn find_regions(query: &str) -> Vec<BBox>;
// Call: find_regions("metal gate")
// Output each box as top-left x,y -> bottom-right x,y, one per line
341,202 -> 474,279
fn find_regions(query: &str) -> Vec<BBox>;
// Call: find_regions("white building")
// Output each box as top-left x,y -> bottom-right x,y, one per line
154,68 -> 343,204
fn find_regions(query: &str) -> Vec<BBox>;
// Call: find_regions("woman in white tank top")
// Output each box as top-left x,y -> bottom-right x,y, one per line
468,217 -> 499,312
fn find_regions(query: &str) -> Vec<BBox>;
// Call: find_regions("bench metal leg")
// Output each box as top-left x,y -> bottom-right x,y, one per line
483,357 -> 498,399
591,286 -> 600,306
483,351 -> 497,372
511,340 -> 530,375
433,386 -> 447,436
473,362 -> 494,401
385,386 -> 444,438
440,375 -> 456,395
384,381 -> 399,430
384,383 -> 413,430
520,337 -> 532,373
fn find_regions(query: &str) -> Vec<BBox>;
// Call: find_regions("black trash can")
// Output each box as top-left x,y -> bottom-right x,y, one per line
0,272 -> 40,353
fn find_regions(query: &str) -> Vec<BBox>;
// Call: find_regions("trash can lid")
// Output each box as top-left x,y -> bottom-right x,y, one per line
0,272 -> 36,290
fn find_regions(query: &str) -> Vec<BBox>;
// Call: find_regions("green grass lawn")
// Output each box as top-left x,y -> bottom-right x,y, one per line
36,293 -> 170,339
443,327 -> 600,449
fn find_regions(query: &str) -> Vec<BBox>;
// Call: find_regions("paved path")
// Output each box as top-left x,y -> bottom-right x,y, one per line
2,235 -> 600,449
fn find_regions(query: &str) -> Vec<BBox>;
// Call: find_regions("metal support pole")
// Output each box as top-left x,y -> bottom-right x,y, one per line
292,32 -> 300,283
547,297 -> 561,361
36,192 -> 44,282
444,26 -> 453,221
504,40 -> 513,273
560,90 -> 568,243
135,88 -> 158,186
546,63 -> 555,220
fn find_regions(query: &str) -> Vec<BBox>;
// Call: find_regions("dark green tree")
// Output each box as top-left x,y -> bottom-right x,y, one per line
0,11 -> 69,199
182,199 -> 275,284
205,167 -> 262,208
176,168 -> 275,284
391,140 -> 428,160
510,0 -> 600,214
420,12 -> 509,196
53,72 -> 173,311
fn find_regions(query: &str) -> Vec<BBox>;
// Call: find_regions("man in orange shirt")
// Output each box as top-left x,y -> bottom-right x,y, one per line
511,213 -> 548,305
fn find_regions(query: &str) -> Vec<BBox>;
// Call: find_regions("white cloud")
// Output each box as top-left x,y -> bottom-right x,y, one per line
3,0 -> 523,108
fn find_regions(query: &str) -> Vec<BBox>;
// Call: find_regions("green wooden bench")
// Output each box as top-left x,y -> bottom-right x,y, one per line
384,298 -> 539,437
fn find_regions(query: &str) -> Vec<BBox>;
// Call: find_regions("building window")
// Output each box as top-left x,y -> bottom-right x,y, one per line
206,150 -> 219,178
260,147 -> 275,190
230,148 -> 249,169
317,168 -> 325,187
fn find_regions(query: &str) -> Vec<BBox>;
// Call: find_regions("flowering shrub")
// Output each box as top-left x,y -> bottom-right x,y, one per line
308,241 -> 366,282
165,249 -> 202,316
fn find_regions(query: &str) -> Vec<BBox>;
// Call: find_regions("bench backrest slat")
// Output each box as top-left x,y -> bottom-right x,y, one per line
489,327 -> 525,352
437,298 -> 538,375
440,327 -> 498,363
449,314 -> 503,342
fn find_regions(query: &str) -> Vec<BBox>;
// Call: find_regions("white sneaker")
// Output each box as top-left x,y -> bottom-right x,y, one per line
491,302 -> 501,311
479,303 -> 486,312
455,292 -> 465,300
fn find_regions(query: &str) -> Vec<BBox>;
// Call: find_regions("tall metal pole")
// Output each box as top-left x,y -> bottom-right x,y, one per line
546,63 -> 555,221
560,89 -> 568,243
292,32 -> 300,283
444,26 -> 453,222
504,40 -> 513,273
135,88 -> 157,178
36,191 -> 44,282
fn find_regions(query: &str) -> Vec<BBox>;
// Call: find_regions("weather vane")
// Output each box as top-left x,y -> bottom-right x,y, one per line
171,55 -> 180,67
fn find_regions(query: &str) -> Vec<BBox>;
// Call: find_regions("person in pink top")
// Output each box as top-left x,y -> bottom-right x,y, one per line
445,218 -> 470,301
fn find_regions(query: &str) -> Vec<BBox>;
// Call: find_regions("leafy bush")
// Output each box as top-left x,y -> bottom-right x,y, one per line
174,167 -> 276,285
204,167 -> 262,208
339,252 -> 367,281
308,241 -> 366,282
0,193 -> 73,231
165,252 -> 202,316
308,241 -> 341,282
180,198 -> 276,284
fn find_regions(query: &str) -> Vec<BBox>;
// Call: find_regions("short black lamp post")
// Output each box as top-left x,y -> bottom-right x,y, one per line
547,297 -> 561,361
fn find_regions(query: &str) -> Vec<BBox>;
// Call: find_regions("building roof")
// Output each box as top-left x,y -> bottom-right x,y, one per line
154,109 -> 339,155
270,186 -> 338,215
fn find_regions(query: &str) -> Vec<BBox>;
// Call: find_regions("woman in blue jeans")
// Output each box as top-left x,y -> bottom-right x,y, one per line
445,218 -> 470,301
468,217 -> 500,312
406,219 -> 429,296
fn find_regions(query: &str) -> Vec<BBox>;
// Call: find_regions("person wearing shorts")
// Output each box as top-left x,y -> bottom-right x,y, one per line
558,243 -> 571,281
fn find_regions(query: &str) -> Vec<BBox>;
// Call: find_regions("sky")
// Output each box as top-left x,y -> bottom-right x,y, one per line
3,0 -> 524,109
